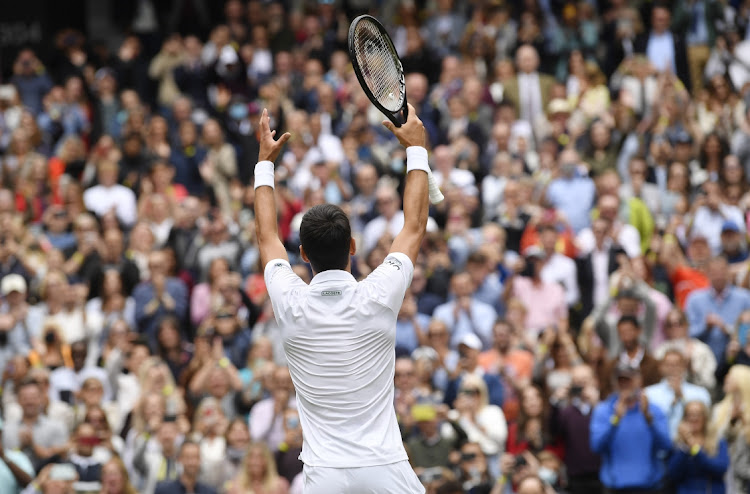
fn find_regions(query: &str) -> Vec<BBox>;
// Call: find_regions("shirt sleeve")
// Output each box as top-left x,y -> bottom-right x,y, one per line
263,259 -> 307,321
360,252 -> 414,313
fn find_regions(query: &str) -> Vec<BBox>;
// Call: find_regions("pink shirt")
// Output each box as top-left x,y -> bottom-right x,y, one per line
512,276 -> 567,336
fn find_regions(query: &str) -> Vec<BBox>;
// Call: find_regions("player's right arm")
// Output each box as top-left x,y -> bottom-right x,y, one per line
254,108 -> 291,269
384,103 -> 429,265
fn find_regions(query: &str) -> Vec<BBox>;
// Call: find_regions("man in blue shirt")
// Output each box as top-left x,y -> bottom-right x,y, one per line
154,441 -> 217,494
590,361 -> 671,493
546,149 -> 596,233
644,348 -> 711,439
685,256 -> 750,362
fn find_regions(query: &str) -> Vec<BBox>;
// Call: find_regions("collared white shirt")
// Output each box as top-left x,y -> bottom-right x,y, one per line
265,253 -> 413,468
647,31 -> 676,74
540,252 -> 580,306
83,184 -> 137,227
591,245 -> 611,308
518,72 -> 542,124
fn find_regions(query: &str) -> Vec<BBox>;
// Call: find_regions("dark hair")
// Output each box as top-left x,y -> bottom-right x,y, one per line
617,315 -> 640,329
299,204 -> 352,273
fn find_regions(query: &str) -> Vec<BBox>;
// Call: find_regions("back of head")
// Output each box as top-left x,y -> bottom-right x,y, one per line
300,204 -> 352,273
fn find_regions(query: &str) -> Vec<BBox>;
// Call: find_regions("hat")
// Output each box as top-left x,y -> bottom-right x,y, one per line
615,361 -> 641,378
547,98 -> 571,115
411,403 -> 437,422
722,220 -> 741,233
219,45 -> 239,65
458,333 -> 482,351
1,274 -> 26,295
523,245 -> 546,260
671,129 -> 692,145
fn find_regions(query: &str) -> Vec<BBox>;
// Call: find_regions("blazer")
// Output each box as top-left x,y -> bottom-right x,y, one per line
576,245 -> 623,319
501,73 -> 556,118
634,31 -> 691,92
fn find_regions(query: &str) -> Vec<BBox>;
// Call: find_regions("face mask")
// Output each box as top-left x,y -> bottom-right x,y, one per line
538,466 -> 558,486
560,163 -> 577,177
229,103 -> 248,121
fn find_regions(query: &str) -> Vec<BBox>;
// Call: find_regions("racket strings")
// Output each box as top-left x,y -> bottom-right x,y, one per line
352,20 -> 404,112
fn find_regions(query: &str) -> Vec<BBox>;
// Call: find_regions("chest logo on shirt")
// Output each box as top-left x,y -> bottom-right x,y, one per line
321,290 -> 342,296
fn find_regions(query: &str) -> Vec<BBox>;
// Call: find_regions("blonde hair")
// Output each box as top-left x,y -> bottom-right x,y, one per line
460,373 -> 490,409
232,442 -> 282,491
685,400 -> 720,456
711,365 -> 750,444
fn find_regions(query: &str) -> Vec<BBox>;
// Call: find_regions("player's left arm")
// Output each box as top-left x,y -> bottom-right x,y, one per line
254,108 -> 292,268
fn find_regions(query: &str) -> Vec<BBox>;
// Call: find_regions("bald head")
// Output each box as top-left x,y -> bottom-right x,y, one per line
516,45 -> 540,74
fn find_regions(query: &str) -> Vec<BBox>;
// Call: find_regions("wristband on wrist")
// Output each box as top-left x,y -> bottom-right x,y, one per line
610,414 -> 620,425
405,146 -> 429,173
690,444 -> 701,456
254,161 -> 275,189
218,357 -> 230,369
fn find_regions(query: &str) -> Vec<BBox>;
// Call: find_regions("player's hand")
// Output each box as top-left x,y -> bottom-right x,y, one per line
382,103 -> 425,148
258,108 -> 291,162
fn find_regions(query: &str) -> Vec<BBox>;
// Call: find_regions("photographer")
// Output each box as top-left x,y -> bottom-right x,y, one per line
549,364 -> 602,494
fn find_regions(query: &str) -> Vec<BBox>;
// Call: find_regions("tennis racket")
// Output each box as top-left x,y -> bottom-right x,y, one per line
348,15 -> 444,204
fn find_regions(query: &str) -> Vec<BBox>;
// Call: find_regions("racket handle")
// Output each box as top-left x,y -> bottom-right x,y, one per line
426,169 -> 444,204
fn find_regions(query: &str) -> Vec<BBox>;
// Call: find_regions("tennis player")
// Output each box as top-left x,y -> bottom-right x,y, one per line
253,104 -> 428,493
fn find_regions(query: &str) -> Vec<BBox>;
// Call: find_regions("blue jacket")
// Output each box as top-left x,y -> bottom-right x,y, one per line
667,439 -> 729,494
590,394 -> 672,489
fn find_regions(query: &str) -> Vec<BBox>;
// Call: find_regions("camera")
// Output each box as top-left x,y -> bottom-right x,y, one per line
569,385 -> 583,397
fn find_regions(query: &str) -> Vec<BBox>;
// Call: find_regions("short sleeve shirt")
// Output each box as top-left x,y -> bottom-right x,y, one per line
264,252 -> 413,468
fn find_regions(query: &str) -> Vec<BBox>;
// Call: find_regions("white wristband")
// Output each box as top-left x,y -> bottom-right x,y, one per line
405,146 -> 429,173
254,161 -> 275,189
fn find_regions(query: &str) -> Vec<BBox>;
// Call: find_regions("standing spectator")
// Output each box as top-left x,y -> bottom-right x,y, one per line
644,349 -> 712,439
0,417 -> 34,493
502,45 -> 555,131
599,316 -> 661,398
83,160 -> 138,228
2,378 -> 69,471
154,441 -> 217,494
667,400 -> 729,494
433,272 -> 496,350
550,364 -> 601,494
537,221 -> 579,308
545,149 -> 596,235
634,3 -> 691,90
654,309 -> 717,391
686,256 -> 750,362
576,218 -> 623,319
590,362 -> 672,492
200,119 -> 238,217
133,250 -> 189,347
10,49 -> 53,116
170,121 -> 207,197
225,442 -> 288,494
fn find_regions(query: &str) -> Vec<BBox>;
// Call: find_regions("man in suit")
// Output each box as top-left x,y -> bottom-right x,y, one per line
502,45 -> 555,132
154,441 -> 217,494
576,218 -> 623,320
635,3 -> 691,91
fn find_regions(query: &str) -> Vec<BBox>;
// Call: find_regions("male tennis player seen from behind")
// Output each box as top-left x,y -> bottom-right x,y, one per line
254,104 -> 429,493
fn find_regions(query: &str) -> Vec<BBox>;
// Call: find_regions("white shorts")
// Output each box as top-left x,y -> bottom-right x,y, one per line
302,460 -> 425,494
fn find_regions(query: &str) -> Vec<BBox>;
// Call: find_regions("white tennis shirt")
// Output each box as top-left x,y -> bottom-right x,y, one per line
264,252 -> 413,468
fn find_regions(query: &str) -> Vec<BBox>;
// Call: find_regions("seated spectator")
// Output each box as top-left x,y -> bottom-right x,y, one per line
0,416 -> 34,493
68,421 -> 104,486
406,403 -> 461,474
190,257 -> 231,327
592,284 -> 657,360
274,408 -> 303,485
86,268 -> 136,331
423,320 -> 459,395
100,456 -> 138,494
667,400 -> 729,494
83,160 -> 137,228
691,182 -> 744,255
590,362 -> 671,492
133,415 -> 182,494
545,148 -> 596,233
454,441 -> 493,494
249,367 -> 296,452
49,340 -> 110,405
506,385 -> 564,460
577,194 -> 642,259
536,220 -> 579,308
710,364 -> 750,492
395,292 -> 430,355
645,348 -> 712,439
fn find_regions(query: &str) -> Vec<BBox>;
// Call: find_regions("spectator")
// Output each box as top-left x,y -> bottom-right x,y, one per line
654,309 -> 717,391
667,400 -> 729,494
644,348 -> 712,438
590,361 -> 672,492
544,148 -> 596,234
225,442 -> 288,494
0,417 -> 34,493
433,272 -> 496,350
154,441 -> 217,494
686,256 -> 750,362
635,3 -> 691,90
100,456 -> 138,494
502,45 -> 555,131
710,364 -> 750,492
83,160 -> 137,228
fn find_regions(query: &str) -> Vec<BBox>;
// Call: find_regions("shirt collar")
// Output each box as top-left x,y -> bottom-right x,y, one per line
310,270 -> 356,286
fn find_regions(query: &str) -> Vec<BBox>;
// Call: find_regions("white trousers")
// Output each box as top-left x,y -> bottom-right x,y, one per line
302,460 -> 425,494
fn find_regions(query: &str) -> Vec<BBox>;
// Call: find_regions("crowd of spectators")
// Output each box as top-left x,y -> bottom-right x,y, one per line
5,0 -> 750,493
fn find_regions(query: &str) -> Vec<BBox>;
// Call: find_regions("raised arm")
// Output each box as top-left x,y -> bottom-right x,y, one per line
254,109 -> 292,269
385,104 -> 429,265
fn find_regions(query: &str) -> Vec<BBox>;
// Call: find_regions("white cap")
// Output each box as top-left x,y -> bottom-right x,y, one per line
1,274 -> 26,295
458,333 -> 482,351
219,45 -> 239,65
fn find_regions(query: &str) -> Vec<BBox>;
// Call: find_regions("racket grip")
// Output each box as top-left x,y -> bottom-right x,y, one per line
426,169 -> 444,204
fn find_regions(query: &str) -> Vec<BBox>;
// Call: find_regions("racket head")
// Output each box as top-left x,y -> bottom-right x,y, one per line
348,15 -> 408,127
